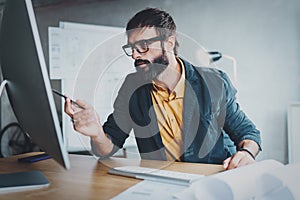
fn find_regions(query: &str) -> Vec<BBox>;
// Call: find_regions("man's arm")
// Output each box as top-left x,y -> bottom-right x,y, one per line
64,98 -> 114,157
90,132 -> 115,157
219,71 -> 261,170
238,139 -> 260,158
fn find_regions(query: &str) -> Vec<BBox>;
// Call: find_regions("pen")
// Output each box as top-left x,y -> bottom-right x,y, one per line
52,89 -> 83,109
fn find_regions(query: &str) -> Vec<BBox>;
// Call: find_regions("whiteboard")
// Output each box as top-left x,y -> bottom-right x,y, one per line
288,102 -> 300,164
49,22 -> 137,154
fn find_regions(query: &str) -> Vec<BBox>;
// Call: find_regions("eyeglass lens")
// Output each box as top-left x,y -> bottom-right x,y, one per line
123,36 -> 164,56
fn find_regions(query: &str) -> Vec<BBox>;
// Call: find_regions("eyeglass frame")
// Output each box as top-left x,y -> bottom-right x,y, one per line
122,35 -> 166,56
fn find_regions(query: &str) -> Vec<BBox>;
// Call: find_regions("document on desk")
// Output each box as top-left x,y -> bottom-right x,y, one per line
112,180 -> 188,200
113,160 -> 300,199
174,160 -> 300,200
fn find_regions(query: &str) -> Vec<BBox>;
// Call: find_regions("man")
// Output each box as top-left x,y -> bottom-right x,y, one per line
65,8 -> 261,170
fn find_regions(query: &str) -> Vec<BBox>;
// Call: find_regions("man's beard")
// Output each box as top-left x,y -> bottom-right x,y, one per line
134,53 -> 169,81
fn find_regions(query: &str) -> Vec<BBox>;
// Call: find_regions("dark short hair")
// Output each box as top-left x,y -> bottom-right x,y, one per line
126,8 -> 179,55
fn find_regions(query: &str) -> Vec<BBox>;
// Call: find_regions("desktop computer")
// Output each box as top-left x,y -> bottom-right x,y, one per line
0,0 -> 70,169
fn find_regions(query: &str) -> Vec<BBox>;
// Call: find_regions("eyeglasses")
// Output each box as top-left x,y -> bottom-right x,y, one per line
122,35 -> 165,56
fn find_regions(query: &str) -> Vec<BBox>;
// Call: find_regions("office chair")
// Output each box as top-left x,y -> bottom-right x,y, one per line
0,122 -> 39,157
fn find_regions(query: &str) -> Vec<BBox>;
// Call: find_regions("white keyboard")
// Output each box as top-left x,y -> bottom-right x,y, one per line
108,166 -> 204,186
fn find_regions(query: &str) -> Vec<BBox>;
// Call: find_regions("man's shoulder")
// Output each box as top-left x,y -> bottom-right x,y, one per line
186,63 -> 224,82
180,57 -> 223,76
193,65 -> 223,76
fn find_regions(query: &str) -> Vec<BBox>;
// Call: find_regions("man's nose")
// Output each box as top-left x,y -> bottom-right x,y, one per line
131,48 -> 141,60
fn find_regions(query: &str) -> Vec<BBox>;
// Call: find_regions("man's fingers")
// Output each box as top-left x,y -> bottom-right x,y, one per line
75,99 -> 90,109
224,152 -> 242,170
72,108 -> 97,127
73,108 -> 91,120
64,97 -> 74,117
227,152 -> 244,170
226,151 -> 255,170
223,157 -> 231,169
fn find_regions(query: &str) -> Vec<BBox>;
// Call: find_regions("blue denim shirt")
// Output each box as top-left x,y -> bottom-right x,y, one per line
101,58 -> 261,164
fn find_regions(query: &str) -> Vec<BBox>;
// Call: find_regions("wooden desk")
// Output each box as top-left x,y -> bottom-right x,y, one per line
0,153 -> 223,199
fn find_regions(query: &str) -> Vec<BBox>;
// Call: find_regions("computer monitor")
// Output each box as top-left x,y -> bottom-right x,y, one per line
0,0 -> 70,169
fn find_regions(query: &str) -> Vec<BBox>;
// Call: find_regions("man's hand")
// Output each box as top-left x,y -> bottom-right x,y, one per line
64,98 -> 103,138
222,150 -> 256,170
64,97 -> 114,156
223,139 -> 259,170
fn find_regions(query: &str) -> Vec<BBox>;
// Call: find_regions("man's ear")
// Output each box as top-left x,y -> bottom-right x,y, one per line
166,35 -> 176,52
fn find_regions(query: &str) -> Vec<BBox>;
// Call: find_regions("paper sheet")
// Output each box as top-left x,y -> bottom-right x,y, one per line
112,180 -> 188,200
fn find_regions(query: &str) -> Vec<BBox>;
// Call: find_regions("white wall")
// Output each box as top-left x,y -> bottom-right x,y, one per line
2,0 -> 299,163
171,0 -> 300,163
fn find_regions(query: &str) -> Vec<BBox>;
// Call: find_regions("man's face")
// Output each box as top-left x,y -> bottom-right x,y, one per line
126,27 -> 169,81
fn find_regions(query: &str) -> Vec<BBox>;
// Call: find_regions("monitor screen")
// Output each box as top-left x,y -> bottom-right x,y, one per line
0,0 -> 70,169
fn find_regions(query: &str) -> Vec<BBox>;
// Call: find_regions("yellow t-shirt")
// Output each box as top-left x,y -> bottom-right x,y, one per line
151,58 -> 185,161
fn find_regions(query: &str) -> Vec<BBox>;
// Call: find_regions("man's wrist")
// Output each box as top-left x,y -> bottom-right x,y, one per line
91,131 -> 110,144
91,132 -> 103,143
238,147 -> 256,160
